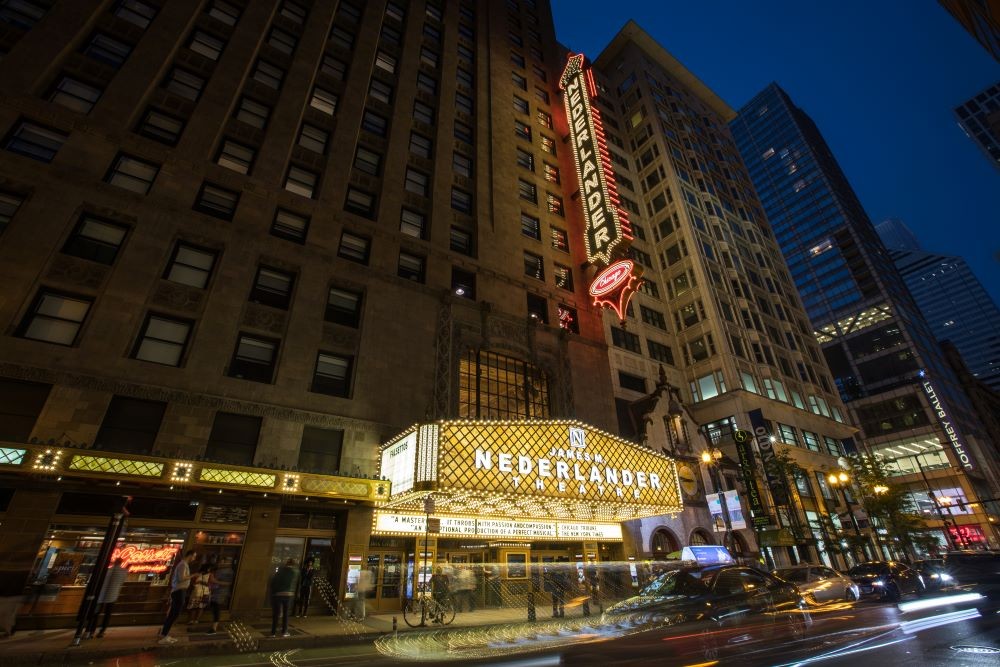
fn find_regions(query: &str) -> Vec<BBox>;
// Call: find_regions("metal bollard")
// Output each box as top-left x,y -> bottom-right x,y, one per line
527,590 -> 536,622
392,616 -> 397,633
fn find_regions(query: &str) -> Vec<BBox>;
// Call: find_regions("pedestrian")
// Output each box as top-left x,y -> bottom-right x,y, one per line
455,566 -> 476,612
485,563 -> 501,607
159,549 -> 198,645
187,564 -> 211,625
550,562 -> 567,618
430,566 -> 451,623
295,560 -> 316,618
86,557 -> 128,639
208,557 -> 234,635
354,567 -> 373,620
270,558 -> 300,637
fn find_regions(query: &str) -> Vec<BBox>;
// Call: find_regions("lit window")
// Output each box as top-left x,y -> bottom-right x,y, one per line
63,215 -> 128,264
539,134 -> 556,155
523,251 -> 544,280
235,97 -> 269,129
398,251 -> 425,282
369,78 -> 392,104
554,264 -> 573,291
450,226 -> 472,255
133,314 -> 192,367
400,209 -> 425,239
326,286 -> 362,327
453,152 -> 472,178
409,132 -> 431,158
312,352 -> 353,397
163,68 -> 204,100
165,243 -> 216,289
106,153 -> 159,194
344,188 -> 375,218
229,334 -> 278,383
546,192 -> 563,216
310,87 -> 337,115
216,139 -> 255,174
188,30 -> 225,60
249,266 -> 295,310
298,124 -> 328,154
137,108 -> 184,144
271,209 -> 309,243
285,166 -> 317,198
521,212 -> 540,239
193,182 -> 239,219
49,76 -> 102,113
375,50 -> 396,74
404,168 -> 429,197
338,231 -> 370,264
550,227 -> 568,252
353,146 -> 381,175
18,290 -> 92,346
518,179 -> 537,203
252,60 -> 284,89
543,162 -> 559,183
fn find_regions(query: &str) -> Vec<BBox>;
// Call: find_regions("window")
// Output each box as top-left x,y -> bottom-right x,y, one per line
516,147 -> 534,170
329,26 -> 354,51
83,33 -> 132,67
824,436 -> 843,457
165,243 -> 216,289
369,78 -> 393,104
107,153 -> 160,194
619,372 -> 646,393
353,146 -> 381,175
456,68 -> 474,89
518,179 -> 537,203
63,215 -> 127,264
647,340 -> 674,364
527,293 -> 548,323
326,286 -> 362,327
423,22 -> 441,43
50,76 -> 102,113
413,101 -> 434,125
523,251 -> 543,280
320,55 -> 347,80
163,68 -> 204,100
420,46 -> 439,69
18,290 -> 92,346
228,334 -> 278,383
249,266 -> 295,309
298,124 -> 328,154
380,23 -> 401,47
515,119 -> 531,141
534,86 -> 549,104
802,430 -> 821,452
543,162 -> 560,183
459,349 -> 549,419
610,326 -> 641,353
558,304 -> 579,333
267,27 -> 296,54
232,98 -> 268,130
1,0 -> 46,28
4,121 -> 67,162
194,182 -> 239,219
453,152 -> 472,177
404,168 -> 429,196
298,426 -> 343,474
398,251 -> 425,282
271,208 -> 309,243
451,188 -> 472,214
207,0 -> 241,25
400,209 -> 425,239
554,263 -> 573,291
0,378 -> 51,443
285,165 -> 317,198
520,212 -> 540,239
454,121 -> 473,144
133,314 -> 192,367
216,139 -> 254,174
416,72 -> 437,96
310,87 -> 337,115
1,191 -> 24,233
409,132 -> 431,158
361,110 -> 387,136
189,30 -> 225,60
550,227 -> 569,252
252,60 -> 284,89
205,412 -> 261,465
452,267 -> 476,299
137,108 -> 184,144
539,134 -> 556,155
455,92 -> 474,115
546,192 -> 563,216
511,51 -> 525,68
536,109 -> 552,129
344,187 -> 375,218
95,396 -> 166,455
280,1 -> 307,24
338,231 -> 370,264
640,305 -> 667,330
450,226 -> 472,255
375,50 -> 396,74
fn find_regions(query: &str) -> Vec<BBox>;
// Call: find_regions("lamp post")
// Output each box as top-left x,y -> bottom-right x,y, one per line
701,448 -> 733,554
827,472 -> 866,563
870,485 -> 890,559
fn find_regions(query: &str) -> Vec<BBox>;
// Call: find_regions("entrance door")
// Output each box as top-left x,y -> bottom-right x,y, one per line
366,552 -> 402,611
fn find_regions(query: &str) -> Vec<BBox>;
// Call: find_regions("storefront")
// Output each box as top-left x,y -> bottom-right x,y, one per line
366,420 -> 683,611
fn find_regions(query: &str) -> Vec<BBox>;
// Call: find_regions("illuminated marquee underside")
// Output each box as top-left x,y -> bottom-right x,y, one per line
560,54 -> 632,267
378,420 -> 683,523
373,511 -> 624,541
589,259 -> 643,322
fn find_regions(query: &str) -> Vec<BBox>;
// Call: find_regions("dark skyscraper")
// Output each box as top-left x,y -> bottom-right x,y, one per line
874,218 -> 922,252
732,83 -> 1000,550
939,0 -> 1000,62
954,81 -> 1000,170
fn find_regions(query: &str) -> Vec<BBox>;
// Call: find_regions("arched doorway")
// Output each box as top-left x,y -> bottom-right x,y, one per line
650,527 -> 680,559
731,532 -> 748,556
689,528 -> 714,546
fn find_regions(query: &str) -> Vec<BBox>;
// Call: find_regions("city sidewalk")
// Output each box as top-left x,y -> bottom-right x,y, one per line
0,606 -> 547,665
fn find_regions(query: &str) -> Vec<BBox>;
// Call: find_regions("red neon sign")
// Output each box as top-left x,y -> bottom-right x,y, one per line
589,260 -> 643,322
589,260 -> 635,298
111,544 -> 180,573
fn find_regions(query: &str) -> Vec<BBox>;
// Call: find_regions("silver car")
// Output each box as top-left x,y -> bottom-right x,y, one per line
773,565 -> 860,603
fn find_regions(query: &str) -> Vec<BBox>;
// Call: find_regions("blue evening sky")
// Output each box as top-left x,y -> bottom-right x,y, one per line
551,0 -> 1000,303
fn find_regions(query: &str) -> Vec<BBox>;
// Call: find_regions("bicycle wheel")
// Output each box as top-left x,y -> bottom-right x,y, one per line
438,599 -> 456,625
403,598 -> 425,628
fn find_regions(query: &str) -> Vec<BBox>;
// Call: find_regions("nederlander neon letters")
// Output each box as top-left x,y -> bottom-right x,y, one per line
474,448 -> 662,499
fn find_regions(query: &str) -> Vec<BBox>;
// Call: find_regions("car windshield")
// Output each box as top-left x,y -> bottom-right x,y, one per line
849,564 -> 888,576
639,570 -> 709,597
774,568 -> 810,583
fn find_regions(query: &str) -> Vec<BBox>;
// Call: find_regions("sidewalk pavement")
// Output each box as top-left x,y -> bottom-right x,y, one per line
0,606 -> 550,665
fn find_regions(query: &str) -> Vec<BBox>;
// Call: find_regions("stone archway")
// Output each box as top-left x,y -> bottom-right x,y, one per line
650,527 -> 680,559
689,528 -> 714,546
731,531 -> 749,555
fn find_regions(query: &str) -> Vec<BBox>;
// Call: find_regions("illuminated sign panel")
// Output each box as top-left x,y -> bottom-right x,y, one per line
373,512 -> 623,541
589,259 -> 643,321
921,375 -> 973,470
380,432 -> 417,494
560,54 -> 631,266
111,544 -> 180,573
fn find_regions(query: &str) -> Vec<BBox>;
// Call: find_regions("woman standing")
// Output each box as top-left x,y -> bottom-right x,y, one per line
186,564 -> 211,625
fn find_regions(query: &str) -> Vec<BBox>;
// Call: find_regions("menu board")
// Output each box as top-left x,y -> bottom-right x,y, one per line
200,504 -> 250,524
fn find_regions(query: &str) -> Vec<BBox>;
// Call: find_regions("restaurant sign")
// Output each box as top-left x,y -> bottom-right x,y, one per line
111,544 -> 180,573
373,512 -> 623,541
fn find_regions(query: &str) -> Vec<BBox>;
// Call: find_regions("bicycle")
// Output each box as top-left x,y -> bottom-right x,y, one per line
403,593 -> 456,627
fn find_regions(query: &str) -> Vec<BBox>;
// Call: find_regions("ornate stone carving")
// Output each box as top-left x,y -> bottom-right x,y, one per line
45,256 -> 107,290
151,281 -> 204,314
484,314 -> 528,350
242,303 -> 286,334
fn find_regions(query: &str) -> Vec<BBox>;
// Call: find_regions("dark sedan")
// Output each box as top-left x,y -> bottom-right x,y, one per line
848,561 -> 925,601
943,551 -> 1000,616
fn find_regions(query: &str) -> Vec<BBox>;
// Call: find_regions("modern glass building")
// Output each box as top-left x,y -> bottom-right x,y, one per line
732,84 -> 1000,551
954,80 -> 1000,170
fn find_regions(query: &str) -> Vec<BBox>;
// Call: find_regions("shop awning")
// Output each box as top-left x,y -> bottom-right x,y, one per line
378,420 -> 683,522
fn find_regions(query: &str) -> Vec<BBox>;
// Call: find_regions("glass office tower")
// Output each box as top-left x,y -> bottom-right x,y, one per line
732,84 -> 1000,551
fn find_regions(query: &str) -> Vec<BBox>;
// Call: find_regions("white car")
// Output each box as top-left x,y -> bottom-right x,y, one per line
773,565 -> 860,603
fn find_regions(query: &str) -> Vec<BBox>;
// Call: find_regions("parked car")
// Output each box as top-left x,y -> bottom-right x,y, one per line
912,558 -> 953,590
942,551 -> 1000,616
847,561 -> 925,601
772,565 -> 860,603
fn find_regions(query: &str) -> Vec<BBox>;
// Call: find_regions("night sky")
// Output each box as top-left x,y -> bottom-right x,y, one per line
551,0 -> 1000,303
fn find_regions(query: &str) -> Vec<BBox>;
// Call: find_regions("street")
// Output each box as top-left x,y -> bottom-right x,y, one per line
65,592 -> 999,667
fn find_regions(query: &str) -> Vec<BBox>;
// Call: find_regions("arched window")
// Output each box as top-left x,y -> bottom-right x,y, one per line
650,527 -> 680,558
731,532 -> 748,554
689,529 -> 713,546
459,349 -> 550,419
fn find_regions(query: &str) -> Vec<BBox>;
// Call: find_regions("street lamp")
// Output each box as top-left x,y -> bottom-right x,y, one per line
827,472 -> 866,563
701,448 -> 733,554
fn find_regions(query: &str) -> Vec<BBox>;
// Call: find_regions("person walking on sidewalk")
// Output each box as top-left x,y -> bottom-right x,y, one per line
354,567 -> 373,620
186,564 -> 211,625
208,557 -> 234,635
270,558 -> 299,637
294,560 -> 315,618
159,549 -> 198,644
86,557 -> 128,639
454,566 -> 476,612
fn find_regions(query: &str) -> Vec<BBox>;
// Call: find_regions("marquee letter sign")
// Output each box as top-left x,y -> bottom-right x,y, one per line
589,259 -> 643,321
560,54 -> 632,265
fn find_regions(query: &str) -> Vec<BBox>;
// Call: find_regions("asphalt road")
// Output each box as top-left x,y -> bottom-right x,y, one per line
72,593 -> 999,667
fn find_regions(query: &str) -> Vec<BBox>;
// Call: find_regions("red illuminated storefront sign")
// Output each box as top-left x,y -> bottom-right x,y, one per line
947,524 -> 986,545
111,544 -> 180,573
589,260 -> 643,322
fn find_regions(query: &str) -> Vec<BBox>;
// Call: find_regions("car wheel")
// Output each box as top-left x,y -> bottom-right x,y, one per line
846,587 -> 858,602
786,611 -> 808,641
699,627 -> 719,661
